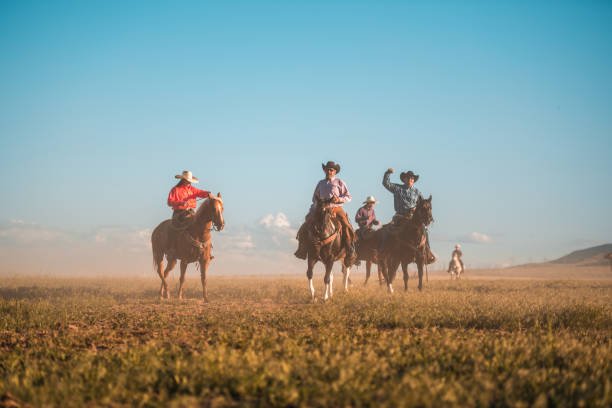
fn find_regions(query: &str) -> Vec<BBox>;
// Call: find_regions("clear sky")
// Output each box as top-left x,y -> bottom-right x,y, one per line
1,1 -> 611,275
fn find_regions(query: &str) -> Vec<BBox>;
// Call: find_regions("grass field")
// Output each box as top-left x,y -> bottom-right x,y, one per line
0,270 -> 610,407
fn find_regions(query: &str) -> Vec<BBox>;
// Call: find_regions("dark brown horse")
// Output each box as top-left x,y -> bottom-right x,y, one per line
378,196 -> 433,293
304,198 -> 352,302
355,229 -> 385,286
151,194 -> 224,301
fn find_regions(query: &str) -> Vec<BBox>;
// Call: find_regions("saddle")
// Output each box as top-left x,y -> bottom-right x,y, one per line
168,210 -> 208,259
356,227 -> 376,242
171,209 -> 196,230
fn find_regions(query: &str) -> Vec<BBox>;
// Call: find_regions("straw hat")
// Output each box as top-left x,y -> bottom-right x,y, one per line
175,170 -> 199,183
363,196 -> 377,204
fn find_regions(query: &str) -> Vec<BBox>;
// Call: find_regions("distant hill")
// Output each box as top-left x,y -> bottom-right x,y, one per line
549,244 -> 612,267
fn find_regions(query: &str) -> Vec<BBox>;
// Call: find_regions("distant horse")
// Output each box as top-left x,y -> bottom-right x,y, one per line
378,196 -> 434,293
303,198 -> 352,302
355,228 -> 385,286
606,252 -> 612,272
151,194 -> 224,301
448,252 -> 463,280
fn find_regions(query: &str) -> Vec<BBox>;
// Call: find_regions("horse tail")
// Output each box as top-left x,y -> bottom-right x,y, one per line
151,223 -> 166,270
152,244 -> 164,269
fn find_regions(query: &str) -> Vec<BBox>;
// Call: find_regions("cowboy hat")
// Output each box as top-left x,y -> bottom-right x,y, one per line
175,170 -> 199,183
400,170 -> 419,182
321,161 -> 341,173
455,244 -> 461,249
363,195 -> 377,204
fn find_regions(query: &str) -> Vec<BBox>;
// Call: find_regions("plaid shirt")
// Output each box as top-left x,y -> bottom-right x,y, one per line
382,172 -> 423,215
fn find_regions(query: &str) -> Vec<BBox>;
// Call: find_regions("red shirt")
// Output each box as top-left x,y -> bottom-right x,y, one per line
167,184 -> 210,210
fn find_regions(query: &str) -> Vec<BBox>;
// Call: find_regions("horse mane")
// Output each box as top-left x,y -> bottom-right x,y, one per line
195,196 -> 222,219
195,197 -> 211,218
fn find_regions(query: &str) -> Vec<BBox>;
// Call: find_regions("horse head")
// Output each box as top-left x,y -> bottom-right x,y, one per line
313,197 -> 336,238
415,195 -> 434,226
210,193 -> 225,231
195,193 -> 225,231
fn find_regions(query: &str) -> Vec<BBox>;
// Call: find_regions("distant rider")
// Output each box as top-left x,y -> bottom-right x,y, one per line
448,244 -> 465,273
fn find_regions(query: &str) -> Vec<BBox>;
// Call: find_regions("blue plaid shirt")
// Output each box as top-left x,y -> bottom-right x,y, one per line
382,172 -> 423,215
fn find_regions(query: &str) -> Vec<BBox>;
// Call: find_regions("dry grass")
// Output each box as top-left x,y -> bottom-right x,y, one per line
0,271 -> 610,407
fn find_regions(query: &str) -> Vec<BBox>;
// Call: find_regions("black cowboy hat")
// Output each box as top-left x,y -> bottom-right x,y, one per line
400,170 -> 419,182
322,161 -> 341,173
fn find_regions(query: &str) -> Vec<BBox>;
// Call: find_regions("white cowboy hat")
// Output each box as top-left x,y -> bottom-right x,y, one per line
455,244 -> 461,249
175,170 -> 199,183
363,195 -> 377,204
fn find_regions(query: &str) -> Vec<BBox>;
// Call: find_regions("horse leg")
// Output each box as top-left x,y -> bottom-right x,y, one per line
343,263 -> 350,292
402,261 -> 409,291
386,258 -> 400,294
364,261 -> 371,286
417,260 -> 424,291
199,258 -> 210,302
377,262 -> 385,286
178,261 -> 188,300
307,255 -> 316,303
161,258 -> 177,299
156,258 -> 165,298
323,262 -> 333,301
379,259 -> 392,293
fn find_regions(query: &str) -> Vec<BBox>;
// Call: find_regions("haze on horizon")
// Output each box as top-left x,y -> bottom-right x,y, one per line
1,1 -> 611,276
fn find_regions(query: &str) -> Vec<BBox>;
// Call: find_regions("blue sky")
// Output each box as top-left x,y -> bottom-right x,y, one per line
1,1 -> 611,274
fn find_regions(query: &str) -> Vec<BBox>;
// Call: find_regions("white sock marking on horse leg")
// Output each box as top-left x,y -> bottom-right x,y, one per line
329,271 -> 334,298
309,278 -> 315,300
344,267 -> 350,292
388,283 -> 394,294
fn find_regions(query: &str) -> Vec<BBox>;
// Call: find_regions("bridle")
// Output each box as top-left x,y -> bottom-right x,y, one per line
210,198 -> 224,231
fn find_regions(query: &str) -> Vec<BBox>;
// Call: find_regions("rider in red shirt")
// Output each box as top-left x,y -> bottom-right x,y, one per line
168,170 -> 211,226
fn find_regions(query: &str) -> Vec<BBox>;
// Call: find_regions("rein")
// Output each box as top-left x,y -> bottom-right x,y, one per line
187,235 -> 210,250
315,230 -> 339,246
312,208 -> 340,247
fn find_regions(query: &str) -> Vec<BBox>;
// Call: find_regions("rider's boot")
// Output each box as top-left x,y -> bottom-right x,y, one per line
294,237 -> 308,260
426,245 -> 436,264
294,222 -> 309,260
344,233 -> 358,266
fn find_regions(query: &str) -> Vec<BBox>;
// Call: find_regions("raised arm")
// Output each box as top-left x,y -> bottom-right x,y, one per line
382,169 -> 399,193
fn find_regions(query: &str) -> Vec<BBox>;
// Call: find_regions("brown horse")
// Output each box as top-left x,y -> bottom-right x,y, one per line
378,196 -> 433,293
304,198 -> 352,302
151,194 -> 224,301
355,229 -> 385,286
